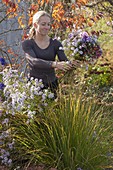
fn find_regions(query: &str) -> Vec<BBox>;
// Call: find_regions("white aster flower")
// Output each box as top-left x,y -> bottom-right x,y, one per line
38,91 -> 43,96
30,77 -> 34,81
42,94 -> 46,101
79,51 -> 83,55
43,103 -> 48,106
71,53 -> 75,56
74,48 -> 78,53
39,79 -> 42,82
59,46 -> 64,50
40,84 -> 44,88
27,110 -> 36,119
2,118 -> 9,125
27,105 -> 31,109
26,81 -> 31,87
79,46 -> 82,49
48,93 -> 54,99
57,36 -> 61,40
71,47 -> 75,50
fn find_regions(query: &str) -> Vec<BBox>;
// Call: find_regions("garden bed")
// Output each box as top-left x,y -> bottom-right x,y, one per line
0,165 -> 57,170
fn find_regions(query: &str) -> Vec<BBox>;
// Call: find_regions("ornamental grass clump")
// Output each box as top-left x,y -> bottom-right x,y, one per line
1,94 -> 113,170
41,96 -> 113,170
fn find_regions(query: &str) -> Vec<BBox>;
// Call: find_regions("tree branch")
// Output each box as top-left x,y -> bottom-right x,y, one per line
0,28 -> 23,36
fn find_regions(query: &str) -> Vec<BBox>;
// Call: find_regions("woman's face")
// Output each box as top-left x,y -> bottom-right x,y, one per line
34,15 -> 51,36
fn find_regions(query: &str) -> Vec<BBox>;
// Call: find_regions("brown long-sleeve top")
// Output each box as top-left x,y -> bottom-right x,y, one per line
22,38 -> 68,84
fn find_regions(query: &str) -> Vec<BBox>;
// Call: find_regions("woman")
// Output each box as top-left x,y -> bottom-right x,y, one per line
22,10 -> 73,98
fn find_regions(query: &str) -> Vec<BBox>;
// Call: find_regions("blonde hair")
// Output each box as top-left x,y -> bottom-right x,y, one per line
29,11 -> 51,39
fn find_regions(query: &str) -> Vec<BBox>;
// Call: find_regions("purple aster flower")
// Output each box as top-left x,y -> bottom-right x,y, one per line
82,34 -> 89,43
0,82 -> 5,90
81,31 -> 88,37
0,58 -> 6,66
96,49 -> 103,57
68,32 -> 74,39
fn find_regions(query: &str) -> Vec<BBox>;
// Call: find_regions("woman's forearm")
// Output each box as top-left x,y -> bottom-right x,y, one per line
26,55 -> 53,69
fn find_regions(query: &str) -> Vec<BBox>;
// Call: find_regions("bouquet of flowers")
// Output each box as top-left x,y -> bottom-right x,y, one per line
62,30 -> 102,64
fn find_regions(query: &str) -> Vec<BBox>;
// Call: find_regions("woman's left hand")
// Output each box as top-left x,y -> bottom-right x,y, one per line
55,61 -> 73,71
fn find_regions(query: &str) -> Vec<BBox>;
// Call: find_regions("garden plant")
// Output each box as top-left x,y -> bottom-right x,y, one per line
0,0 -> 113,170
